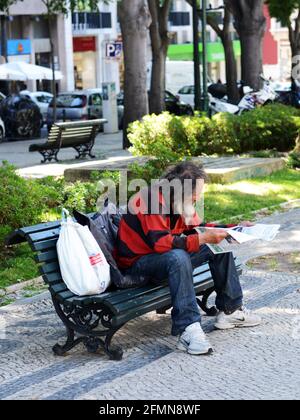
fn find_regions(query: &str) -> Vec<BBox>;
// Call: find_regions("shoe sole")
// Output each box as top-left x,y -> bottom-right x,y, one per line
214,321 -> 261,330
177,341 -> 213,356
188,347 -> 214,356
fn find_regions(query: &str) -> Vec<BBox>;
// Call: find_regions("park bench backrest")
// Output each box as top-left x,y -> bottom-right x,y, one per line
46,120 -> 105,148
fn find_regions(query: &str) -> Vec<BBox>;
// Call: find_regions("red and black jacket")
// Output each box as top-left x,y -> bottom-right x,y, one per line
115,188 -> 235,269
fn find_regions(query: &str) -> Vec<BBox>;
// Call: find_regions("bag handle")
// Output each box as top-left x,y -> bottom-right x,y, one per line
61,208 -> 71,223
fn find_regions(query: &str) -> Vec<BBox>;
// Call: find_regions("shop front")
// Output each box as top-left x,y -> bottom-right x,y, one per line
167,40 -> 242,84
73,36 -> 97,90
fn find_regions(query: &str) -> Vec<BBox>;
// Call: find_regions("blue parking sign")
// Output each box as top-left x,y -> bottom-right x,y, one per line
106,42 -> 123,59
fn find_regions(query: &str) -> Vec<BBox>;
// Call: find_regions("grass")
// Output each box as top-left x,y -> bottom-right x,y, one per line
204,169 -> 300,222
0,244 -> 39,289
0,168 -> 300,289
247,252 -> 300,273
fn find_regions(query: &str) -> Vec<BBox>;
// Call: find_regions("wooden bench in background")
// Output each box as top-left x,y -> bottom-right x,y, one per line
29,119 -> 107,163
6,220 -> 242,361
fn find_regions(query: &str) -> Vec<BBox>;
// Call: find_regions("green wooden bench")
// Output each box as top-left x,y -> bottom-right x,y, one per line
6,219 -> 242,361
29,119 -> 107,163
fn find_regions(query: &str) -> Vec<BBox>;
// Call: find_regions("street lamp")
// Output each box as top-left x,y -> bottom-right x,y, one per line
192,0 -> 201,111
201,0 -> 209,113
192,0 -> 214,113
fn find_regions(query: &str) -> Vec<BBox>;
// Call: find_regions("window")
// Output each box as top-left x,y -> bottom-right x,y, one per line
54,94 -> 87,108
179,86 -> 194,95
36,95 -> 52,104
90,94 -> 102,106
165,91 -> 176,101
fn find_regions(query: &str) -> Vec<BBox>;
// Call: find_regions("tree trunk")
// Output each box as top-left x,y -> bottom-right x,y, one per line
220,8 -> 240,104
149,48 -> 167,114
193,1 -> 240,104
289,26 -> 300,91
148,0 -> 171,114
225,0 -> 266,91
239,30 -> 265,91
222,33 -> 239,104
119,0 -> 152,149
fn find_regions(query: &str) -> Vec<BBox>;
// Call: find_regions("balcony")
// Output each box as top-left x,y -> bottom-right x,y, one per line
169,12 -> 190,27
72,12 -> 112,31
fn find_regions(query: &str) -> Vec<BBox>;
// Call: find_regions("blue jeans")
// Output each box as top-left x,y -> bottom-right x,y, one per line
127,246 -> 243,336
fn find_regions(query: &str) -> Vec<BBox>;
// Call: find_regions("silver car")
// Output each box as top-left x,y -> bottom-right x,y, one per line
47,89 -> 124,131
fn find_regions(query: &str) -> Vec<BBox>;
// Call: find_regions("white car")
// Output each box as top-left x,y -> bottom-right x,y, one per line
20,90 -> 53,125
178,82 -> 213,109
0,116 -> 6,142
0,92 -> 6,142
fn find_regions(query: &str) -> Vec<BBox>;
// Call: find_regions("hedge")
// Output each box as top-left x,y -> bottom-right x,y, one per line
128,104 -> 300,161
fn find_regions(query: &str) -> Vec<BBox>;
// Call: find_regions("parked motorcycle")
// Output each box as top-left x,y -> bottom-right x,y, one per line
275,80 -> 300,108
208,76 -> 277,116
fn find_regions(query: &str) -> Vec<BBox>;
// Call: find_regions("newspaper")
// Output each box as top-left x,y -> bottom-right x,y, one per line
195,224 -> 281,255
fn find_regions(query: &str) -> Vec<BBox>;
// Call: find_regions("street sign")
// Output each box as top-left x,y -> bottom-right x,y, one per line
106,42 -> 123,59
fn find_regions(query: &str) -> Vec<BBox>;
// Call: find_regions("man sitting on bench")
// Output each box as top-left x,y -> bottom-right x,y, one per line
115,162 -> 261,356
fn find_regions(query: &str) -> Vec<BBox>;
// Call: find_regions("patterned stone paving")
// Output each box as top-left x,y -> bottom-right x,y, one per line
0,209 -> 299,400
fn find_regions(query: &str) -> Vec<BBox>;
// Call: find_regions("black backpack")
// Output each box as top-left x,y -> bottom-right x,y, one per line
73,202 -> 151,289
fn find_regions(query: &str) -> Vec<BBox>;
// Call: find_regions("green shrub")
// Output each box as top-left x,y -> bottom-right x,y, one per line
0,161 -> 48,230
287,151 -> 300,169
128,105 -> 300,162
234,104 -> 300,153
62,181 -> 100,213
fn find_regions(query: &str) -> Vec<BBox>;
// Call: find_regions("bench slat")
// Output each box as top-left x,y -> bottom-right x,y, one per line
51,282 -> 69,295
43,272 -> 63,285
32,238 -> 58,252
28,228 -> 60,244
104,264 -> 210,307
40,261 -> 61,275
112,278 -> 215,327
35,249 -> 58,263
113,270 -> 212,315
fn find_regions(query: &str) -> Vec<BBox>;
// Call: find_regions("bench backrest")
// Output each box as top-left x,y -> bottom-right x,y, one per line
47,119 -> 107,148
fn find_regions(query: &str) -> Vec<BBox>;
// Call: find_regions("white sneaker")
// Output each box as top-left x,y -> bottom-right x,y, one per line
215,307 -> 262,330
177,322 -> 213,355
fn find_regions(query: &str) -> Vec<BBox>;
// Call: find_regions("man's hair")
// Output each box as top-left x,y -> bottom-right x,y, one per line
161,161 -> 208,190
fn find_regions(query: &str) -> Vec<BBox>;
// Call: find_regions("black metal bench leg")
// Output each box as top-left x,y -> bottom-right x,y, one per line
53,328 -> 86,356
73,144 -> 96,160
197,287 -> 218,317
104,326 -> 124,361
82,326 -> 124,361
51,296 -> 124,360
39,149 -> 59,164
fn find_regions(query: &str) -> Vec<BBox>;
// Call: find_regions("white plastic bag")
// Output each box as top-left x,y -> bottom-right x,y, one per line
57,209 -> 111,296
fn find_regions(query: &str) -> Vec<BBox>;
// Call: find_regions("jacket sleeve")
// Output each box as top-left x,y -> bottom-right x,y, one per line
137,213 -> 200,254
201,222 -> 237,228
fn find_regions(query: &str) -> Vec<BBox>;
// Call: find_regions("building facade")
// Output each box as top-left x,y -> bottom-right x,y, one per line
0,0 -> 120,93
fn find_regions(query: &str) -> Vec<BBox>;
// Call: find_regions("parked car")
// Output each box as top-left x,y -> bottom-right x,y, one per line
165,90 -> 194,116
47,89 -> 124,131
117,90 -> 194,116
178,81 -> 253,108
20,90 -> 53,126
0,116 -> 6,142
0,94 -> 41,140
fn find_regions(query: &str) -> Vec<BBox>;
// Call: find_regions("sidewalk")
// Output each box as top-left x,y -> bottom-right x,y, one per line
0,131 -> 129,178
0,208 -> 299,400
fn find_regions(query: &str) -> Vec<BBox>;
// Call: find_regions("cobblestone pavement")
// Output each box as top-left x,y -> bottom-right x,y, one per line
0,209 -> 299,400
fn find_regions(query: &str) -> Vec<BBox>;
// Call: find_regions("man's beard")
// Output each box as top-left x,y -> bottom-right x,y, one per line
173,201 -> 196,226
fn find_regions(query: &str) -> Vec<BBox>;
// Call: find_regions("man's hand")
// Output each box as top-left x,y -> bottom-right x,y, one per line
198,229 -> 228,245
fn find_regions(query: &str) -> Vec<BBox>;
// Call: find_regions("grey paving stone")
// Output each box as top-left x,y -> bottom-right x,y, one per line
0,209 -> 299,400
